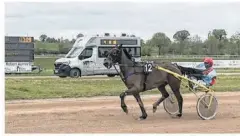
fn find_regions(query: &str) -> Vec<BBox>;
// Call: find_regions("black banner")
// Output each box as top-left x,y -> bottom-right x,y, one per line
5,36 -> 34,62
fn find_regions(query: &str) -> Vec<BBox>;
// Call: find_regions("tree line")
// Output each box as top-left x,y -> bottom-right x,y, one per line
35,29 -> 240,56
34,33 -> 84,54
141,29 -> 240,56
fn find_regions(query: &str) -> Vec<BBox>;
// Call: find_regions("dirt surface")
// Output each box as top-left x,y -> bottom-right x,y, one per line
5,73 -> 240,79
5,92 -> 240,133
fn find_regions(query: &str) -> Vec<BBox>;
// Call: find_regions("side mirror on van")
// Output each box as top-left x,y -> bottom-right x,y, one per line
78,55 -> 83,60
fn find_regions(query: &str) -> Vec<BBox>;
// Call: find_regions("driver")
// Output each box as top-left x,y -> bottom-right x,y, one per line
197,57 -> 217,86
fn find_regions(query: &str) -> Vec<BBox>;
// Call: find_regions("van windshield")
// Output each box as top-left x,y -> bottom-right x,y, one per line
65,47 -> 83,58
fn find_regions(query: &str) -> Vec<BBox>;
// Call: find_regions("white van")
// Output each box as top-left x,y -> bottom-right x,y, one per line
54,33 -> 142,78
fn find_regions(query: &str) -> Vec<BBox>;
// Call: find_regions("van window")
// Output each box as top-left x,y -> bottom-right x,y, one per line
98,47 -> 112,58
79,48 -> 93,59
98,47 -> 141,58
65,47 -> 83,58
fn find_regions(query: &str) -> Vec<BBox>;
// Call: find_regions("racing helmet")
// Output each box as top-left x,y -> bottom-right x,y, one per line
203,57 -> 213,68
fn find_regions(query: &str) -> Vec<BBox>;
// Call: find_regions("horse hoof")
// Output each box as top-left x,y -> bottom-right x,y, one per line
177,113 -> 182,118
121,106 -> 128,114
125,109 -> 128,114
171,113 -> 182,119
123,109 -> 128,114
138,116 -> 147,120
153,106 -> 157,113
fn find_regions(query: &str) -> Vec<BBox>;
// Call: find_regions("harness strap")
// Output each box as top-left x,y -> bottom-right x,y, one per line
113,64 -> 148,90
123,72 -> 135,80
143,73 -> 148,91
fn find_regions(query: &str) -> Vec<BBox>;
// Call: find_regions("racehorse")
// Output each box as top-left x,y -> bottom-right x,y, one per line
103,44 -> 184,120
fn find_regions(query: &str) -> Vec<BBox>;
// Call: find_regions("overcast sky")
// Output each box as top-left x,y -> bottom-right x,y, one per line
4,1 -> 240,41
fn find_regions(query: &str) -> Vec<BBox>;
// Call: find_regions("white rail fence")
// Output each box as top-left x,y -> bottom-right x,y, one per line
173,60 -> 240,68
35,54 -> 240,59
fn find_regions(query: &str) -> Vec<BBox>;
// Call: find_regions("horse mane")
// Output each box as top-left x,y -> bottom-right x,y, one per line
122,48 -> 132,60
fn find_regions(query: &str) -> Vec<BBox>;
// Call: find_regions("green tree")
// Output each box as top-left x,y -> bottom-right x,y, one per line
173,30 -> 190,55
58,43 -> 64,54
71,38 -> 76,44
188,35 -> 203,55
140,39 -> 145,46
204,36 -> 219,55
39,34 -> 47,42
151,32 -> 171,55
211,29 -> 227,41
141,40 -> 152,56
63,39 -> 70,43
173,30 -> 190,41
230,32 -> 240,55
211,29 -> 228,54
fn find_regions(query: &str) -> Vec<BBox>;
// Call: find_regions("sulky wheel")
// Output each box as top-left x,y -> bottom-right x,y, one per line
163,91 -> 179,115
196,93 -> 218,120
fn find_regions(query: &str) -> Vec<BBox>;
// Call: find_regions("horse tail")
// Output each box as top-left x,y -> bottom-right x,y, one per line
173,63 -> 202,76
173,63 -> 186,75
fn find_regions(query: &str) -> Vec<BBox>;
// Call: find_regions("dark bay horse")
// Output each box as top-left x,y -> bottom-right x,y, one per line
103,44 -> 183,120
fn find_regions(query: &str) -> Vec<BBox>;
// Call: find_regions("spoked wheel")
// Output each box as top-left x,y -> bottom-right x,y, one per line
163,91 -> 179,115
196,93 -> 218,120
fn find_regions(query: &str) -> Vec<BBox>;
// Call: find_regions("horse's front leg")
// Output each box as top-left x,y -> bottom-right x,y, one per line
119,87 -> 137,114
133,93 -> 148,120
119,91 -> 128,114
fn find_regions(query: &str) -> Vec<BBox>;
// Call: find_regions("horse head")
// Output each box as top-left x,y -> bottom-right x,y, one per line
103,44 -> 123,69
103,44 -> 134,69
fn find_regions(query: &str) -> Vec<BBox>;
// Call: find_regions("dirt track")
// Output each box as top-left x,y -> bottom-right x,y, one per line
5,92 -> 240,133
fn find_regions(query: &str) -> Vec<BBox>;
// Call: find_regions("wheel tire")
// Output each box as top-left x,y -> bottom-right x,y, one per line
69,68 -> 81,78
107,74 -> 115,77
163,92 -> 179,115
196,93 -> 218,120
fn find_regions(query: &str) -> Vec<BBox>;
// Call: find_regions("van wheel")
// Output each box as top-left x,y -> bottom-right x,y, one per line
107,74 -> 115,77
70,69 -> 80,78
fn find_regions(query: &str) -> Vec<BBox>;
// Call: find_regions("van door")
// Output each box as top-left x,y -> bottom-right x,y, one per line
78,47 -> 94,75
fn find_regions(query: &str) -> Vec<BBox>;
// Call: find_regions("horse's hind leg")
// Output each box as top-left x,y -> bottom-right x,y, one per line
153,84 -> 169,113
133,93 -> 148,120
169,80 -> 183,118
172,90 -> 183,117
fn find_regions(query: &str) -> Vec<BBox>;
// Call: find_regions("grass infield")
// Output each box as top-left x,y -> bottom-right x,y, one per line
5,75 -> 240,100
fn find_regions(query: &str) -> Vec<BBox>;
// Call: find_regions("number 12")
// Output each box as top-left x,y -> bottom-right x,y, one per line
145,63 -> 153,72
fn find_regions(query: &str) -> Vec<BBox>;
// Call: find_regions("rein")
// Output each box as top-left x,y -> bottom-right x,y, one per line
113,64 -> 127,86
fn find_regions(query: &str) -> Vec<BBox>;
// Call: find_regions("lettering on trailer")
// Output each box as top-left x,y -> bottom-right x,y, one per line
5,36 -> 34,73
100,39 -> 138,45
5,62 -> 32,73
